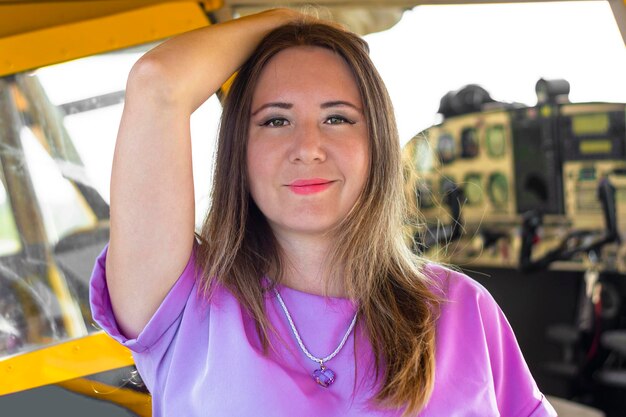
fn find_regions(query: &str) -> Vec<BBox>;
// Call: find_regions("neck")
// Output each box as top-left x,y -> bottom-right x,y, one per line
271,231 -> 346,298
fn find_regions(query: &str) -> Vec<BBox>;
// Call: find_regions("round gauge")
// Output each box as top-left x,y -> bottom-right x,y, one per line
488,173 -> 509,209
437,133 -> 456,164
416,179 -> 434,209
439,176 -> 457,196
461,128 -> 479,158
463,173 -> 483,205
414,137 -> 434,173
486,125 -> 506,158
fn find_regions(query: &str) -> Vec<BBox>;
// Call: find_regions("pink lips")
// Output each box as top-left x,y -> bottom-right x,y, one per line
287,178 -> 334,195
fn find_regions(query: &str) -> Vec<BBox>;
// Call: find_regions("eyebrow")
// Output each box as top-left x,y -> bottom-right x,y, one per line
251,102 -> 293,116
320,100 -> 362,112
250,100 -> 362,116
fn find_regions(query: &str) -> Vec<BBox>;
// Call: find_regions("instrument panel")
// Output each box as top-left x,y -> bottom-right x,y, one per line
403,101 -> 626,272
405,109 -> 517,227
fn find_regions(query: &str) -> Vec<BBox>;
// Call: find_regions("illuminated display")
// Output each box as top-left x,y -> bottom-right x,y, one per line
572,113 -> 610,136
579,139 -> 612,155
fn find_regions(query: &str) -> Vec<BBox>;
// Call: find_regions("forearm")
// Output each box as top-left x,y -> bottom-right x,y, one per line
128,8 -> 300,113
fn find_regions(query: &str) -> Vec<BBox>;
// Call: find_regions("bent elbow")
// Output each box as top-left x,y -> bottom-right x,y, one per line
126,56 -> 184,107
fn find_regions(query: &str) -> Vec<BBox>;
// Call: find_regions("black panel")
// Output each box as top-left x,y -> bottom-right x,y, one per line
511,107 -> 564,214
466,267 -> 580,396
469,267 -> 626,417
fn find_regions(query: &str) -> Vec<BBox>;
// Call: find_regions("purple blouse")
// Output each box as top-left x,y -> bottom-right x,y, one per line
90,242 -> 557,416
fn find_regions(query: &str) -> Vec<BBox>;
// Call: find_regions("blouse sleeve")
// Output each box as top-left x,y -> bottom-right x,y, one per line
89,241 -> 199,353
476,282 -> 558,417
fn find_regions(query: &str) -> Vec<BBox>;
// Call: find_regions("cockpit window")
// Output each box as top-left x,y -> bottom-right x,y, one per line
0,172 -> 21,257
364,1 -> 626,144
0,43 -> 221,359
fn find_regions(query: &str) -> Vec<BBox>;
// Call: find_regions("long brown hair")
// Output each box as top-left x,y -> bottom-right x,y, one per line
196,21 -> 442,416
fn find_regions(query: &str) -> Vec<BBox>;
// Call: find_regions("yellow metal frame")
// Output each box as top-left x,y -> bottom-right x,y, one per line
57,377 -> 152,416
0,332 -> 135,395
0,1 -> 210,77
0,0 -> 218,397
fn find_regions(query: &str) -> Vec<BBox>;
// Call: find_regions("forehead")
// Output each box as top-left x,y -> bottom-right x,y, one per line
252,46 -> 362,105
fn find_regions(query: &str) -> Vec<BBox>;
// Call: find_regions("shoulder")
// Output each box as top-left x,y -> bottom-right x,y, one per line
422,262 -> 493,306
90,239 -> 208,351
421,263 -> 556,417
421,262 -> 508,338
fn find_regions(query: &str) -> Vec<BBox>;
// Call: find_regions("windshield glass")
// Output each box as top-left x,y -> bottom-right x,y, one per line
0,44 -> 221,359
364,0 -> 626,144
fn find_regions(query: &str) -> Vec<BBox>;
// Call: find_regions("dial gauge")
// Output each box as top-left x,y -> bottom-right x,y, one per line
414,137 -> 434,173
463,173 -> 483,205
488,172 -> 509,209
486,125 -> 506,158
439,176 -> 457,196
461,128 -> 479,158
416,179 -> 435,209
437,133 -> 456,164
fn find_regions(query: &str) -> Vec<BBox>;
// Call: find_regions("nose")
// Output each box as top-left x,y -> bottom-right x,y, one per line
288,122 -> 327,164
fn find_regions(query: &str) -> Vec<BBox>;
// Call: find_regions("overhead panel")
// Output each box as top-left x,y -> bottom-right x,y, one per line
235,5 -> 405,35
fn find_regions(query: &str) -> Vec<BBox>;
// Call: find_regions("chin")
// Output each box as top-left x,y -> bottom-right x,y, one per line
272,218 -> 341,237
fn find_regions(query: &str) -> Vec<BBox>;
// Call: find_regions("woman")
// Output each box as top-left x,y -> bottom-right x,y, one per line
90,8 -> 557,416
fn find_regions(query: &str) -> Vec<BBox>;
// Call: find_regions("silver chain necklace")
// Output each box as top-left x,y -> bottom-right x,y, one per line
273,287 -> 358,388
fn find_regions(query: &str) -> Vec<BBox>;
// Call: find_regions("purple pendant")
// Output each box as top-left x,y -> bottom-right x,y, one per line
313,365 -> 335,388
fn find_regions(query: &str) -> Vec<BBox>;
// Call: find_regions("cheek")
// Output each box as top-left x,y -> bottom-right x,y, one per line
246,140 -> 274,204
349,141 -> 370,191
245,141 -> 259,196
245,143 -> 254,180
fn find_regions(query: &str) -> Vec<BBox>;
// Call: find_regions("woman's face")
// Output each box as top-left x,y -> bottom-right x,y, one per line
247,46 -> 369,240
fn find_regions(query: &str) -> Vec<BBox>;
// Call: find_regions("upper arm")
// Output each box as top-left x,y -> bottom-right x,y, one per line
105,60 -> 197,339
101,9 -> 302,339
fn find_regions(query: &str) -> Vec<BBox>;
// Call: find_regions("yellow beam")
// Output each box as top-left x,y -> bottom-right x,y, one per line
0,1 -> 182,38
0,332 -> 134,395
57,378 -> 152,417
0,1 -> 210,77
